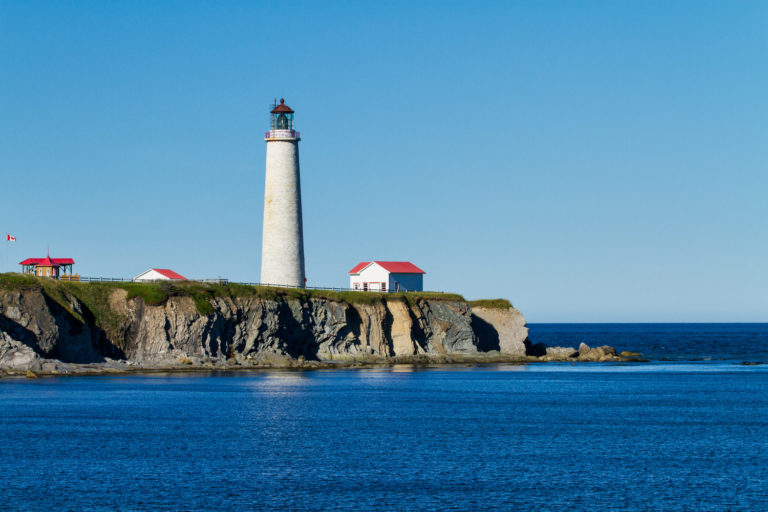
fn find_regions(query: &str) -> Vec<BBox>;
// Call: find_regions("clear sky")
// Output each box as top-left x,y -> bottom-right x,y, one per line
1,1 -> 766,322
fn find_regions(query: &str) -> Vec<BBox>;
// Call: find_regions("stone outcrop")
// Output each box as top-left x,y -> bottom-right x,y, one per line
0,285 -> 532,373
541,346 -> 578,361
471,306 -> 529,356
0,332 -> 41,369
537,343 -> 632,362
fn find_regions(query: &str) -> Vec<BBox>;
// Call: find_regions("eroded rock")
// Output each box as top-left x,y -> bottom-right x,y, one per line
471,306 -> 528,356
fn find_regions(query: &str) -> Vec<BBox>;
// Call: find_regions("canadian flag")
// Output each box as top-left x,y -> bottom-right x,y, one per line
6,234 -> 16,242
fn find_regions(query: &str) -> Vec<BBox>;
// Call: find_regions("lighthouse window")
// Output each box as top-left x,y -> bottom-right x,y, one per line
276,113 -> 289,129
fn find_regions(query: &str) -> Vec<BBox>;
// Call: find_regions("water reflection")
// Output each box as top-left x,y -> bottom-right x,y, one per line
243,370 -> 314,395
390,364 -> 420,373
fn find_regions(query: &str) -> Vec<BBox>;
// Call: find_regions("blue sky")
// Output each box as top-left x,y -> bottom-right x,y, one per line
1,1 -> 766,322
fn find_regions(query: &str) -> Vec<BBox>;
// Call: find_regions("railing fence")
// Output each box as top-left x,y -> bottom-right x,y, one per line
51,276 -> 442,294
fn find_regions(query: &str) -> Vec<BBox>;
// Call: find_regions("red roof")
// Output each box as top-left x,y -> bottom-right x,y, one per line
271,98 -> 294,114
348,261 -> 425,274
376,261 -> 425,274
152,268 -> 187,280
36,255 -> 59,267
348,262 -> 370,274
19,257 -> 75,265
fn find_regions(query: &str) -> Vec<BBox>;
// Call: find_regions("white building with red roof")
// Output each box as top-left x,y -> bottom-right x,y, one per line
348,261 -> 425,292
133,268 -> 187,282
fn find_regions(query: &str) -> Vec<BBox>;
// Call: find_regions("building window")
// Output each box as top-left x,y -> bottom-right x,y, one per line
382,282 -> 386,292
363,283 -> 368,291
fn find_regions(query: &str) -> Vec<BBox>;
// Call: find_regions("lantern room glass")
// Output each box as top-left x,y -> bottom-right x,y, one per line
271,112 -> 294,131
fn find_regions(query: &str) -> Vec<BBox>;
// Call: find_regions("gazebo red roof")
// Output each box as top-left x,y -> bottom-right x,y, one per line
35,255 -> 59,267
19,257 -> 74,266
271,98 -> 294,114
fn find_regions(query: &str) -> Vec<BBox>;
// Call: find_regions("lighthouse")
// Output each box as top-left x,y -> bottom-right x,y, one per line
260,98 -> 306,287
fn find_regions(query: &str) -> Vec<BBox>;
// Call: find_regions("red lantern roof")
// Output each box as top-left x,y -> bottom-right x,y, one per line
271,98 -> 294,114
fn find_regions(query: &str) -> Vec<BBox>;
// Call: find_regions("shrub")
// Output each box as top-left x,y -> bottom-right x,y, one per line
468,299 -> 513,309
0,273 -> 39,290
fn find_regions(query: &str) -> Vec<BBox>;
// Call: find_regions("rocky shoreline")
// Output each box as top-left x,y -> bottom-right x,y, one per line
0,277 -> 643,378
1,345 -> 647,379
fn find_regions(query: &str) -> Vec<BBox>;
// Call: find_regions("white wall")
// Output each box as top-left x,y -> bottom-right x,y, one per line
134,269 -> 173,281
349,263 -> 390,291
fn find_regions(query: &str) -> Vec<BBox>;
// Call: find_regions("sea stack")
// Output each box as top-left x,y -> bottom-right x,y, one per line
260,98 -> 306,287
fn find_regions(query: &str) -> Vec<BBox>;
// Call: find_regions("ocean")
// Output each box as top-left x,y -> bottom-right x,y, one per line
1,323 -> 767,511
529,322 -> 768,362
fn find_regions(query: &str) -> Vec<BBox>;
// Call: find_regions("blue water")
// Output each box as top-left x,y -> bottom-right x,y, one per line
529,322 -> 768,361
1,324 -> 768,511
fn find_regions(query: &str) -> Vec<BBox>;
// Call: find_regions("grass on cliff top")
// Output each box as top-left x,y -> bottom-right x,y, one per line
0,273 -> 39,289
468,299 -> 513,309
0,274 -> 466,316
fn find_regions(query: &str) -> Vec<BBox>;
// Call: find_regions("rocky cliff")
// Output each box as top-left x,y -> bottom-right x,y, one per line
0,279 -> 535,373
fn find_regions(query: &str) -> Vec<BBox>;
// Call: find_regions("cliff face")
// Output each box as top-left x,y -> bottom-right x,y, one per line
471,306 -> 529,356
0,285 -> 529,371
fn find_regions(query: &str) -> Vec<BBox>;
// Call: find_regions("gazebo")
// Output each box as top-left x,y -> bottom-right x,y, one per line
19,254 -> 76,279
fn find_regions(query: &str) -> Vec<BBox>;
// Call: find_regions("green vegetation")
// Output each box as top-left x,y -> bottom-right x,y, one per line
0,273 -> 38,290
468,299 -> 513,309
40,279 -> 127,338
122,282 -> 169,305
0,274 -> 467,319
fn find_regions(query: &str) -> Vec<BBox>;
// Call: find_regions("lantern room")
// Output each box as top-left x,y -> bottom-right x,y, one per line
270,98 -> 295,131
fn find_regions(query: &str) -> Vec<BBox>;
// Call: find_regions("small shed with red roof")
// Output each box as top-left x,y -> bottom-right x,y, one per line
133,268 -> 187,282
348,261 -> 425,292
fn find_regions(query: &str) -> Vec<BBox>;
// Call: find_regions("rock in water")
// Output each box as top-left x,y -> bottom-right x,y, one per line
541,346 -> 578,361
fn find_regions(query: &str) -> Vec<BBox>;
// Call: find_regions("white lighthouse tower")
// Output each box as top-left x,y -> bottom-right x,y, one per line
260,98 -> 306,287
